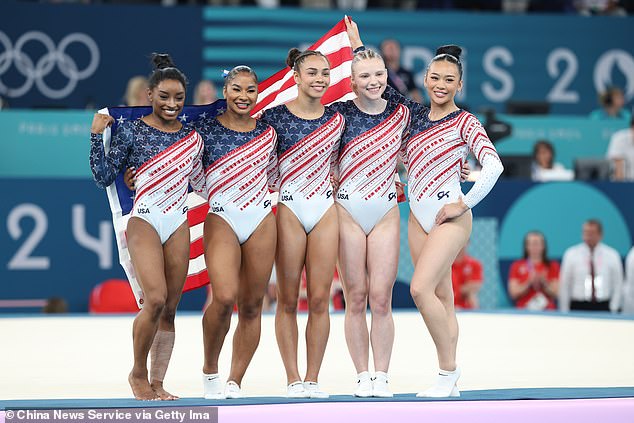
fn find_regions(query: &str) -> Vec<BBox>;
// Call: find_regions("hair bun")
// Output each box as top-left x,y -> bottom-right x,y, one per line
435,45 -> 462,60
151,53 -> 175,70
286,48 -> 302,68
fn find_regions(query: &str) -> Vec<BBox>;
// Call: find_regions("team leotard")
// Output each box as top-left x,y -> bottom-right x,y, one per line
331,100 -> 410,235
196,118 -> 277,244
261,105 -> 344,234
90,119 -> 204,244
384,86 -> 503,232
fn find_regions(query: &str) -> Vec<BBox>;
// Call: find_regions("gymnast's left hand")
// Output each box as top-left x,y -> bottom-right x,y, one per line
435,197 -> 469,225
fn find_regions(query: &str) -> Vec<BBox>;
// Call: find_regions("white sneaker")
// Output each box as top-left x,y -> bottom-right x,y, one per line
354,371 -> 372,398
203,373 -> 225,399
372,371 -> 393,398
225,380 -> 242,399
287,381 -> 309,398
416,367 -> 461,398
304,381 -> 329,399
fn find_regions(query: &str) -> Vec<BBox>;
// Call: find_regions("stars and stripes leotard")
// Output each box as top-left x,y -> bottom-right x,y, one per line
196,118 -> 278,244
384,86 -> 503,232
261,105 -> 344,234
90,119 -> 204,244
331,100 -> 410,235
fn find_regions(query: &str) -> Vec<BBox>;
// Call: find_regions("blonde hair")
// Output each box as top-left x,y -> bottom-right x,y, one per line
124,76 -> 149,107
351,49 -> 385,74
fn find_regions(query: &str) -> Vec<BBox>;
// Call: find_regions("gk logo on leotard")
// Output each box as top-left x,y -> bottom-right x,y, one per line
437,191 -> 450,200
326,190 -> 333,199
182,206 -> 188,214
264,200 -> 271,208
388,192 -> 397,201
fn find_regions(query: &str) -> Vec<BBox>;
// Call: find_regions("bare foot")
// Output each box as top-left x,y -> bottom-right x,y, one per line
129,372 -> 159,401
151,381 -> 179,400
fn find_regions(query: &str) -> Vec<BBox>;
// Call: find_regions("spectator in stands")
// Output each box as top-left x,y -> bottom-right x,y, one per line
508,231 -> 559,310
589,86 -> 631,121
193,79 -> 218,105
559,219 -> 624,312
451,245 -> 483,309
606,114 -> 634,181
531,139 -> 572,181
380,39 -> 422,103
123,75 -> 150,107
42,297 -> 68,313
623,246 -> 634,313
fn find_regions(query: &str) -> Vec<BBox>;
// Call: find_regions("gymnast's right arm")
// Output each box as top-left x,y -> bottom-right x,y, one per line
89,113 -> 130,188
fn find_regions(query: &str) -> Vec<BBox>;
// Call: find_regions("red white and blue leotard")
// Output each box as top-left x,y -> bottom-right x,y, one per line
331,100 -> 410,235
262,105 -> 344,233
196,117 -> 278,244
384,86 -> 503,232
90,119 -> 204,243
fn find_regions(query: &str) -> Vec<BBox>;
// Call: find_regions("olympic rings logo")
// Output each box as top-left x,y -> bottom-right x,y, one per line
0,31 -> 100,99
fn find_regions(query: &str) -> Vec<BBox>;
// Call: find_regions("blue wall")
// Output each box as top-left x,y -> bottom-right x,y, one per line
0,2 -> 632,113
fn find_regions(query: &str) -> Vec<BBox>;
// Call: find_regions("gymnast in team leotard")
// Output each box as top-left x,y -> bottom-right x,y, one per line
197,66 -> 278,400
260,48 -> 344,399
325,19 -> 410,398
384,45 -> 503,397
90,54 -> 203,401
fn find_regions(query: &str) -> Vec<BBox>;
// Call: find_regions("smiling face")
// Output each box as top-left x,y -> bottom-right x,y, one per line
223,72 -> 258,116
294,55 -> 331,100
148,79 -> 185,123
424,60 -> 463,107
351,57 -> 388,102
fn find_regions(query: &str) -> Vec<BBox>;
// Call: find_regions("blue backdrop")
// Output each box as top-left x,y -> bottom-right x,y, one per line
0,2 -> 632,113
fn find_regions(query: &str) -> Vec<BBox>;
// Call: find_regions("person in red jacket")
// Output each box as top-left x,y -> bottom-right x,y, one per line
508,231 -> 560,310
451,246 -> 483,309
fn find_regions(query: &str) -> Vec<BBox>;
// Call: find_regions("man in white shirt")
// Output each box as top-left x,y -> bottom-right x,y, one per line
559,219 -> 624,312
606,116 -> 634,181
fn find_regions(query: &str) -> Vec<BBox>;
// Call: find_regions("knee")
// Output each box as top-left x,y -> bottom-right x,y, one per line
160,304 -> 177,325
308,294 -> 330,314
143,293 -> 167,320
369,292 -> 392,316
211,293 -> 237,319
238,301 -> 263,321
345,291 -> 368,314
410,283 -> 432,304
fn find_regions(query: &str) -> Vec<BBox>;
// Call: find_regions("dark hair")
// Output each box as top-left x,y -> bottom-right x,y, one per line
223,65 -> 258,88
286,48 -> 330,71
522,231 -> 550,265
533,140 -> 554,168
599,86 -> 622,107
429,45 -> 463,79
148,53 -> 188,91
585,219 -> 603,234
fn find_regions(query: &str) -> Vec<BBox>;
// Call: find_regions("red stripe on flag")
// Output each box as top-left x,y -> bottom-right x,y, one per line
190,237 -> 204,260
183,269 -> 209,292
187,202 -> 209,226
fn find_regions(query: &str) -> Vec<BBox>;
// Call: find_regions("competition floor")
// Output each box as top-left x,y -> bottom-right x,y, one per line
1,311 -> 633,422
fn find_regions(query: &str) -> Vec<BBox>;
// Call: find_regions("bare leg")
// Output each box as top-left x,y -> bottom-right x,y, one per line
336,204 -> 369,374
126,217 -> 168,401
367,207 -> 400,373
201,215 -> 241,375
149,221 -> 189,400
274,204 -> 307,385
409,211 -> 471,371
304,205 -> 338,383
228,213 -> 276,386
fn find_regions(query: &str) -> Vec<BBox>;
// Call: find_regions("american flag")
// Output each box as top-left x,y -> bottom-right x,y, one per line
100,18 -> 354,307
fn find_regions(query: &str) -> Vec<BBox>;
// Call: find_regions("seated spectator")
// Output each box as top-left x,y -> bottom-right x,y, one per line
508,231 -> 559,310
451,245 -> 483,309
193,80 -> 218,105
559,219 -> 624,312
123,75 -> 150,107
531,139 -> 573,181
589,86 -> 631,121
606,115 -> 634,181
